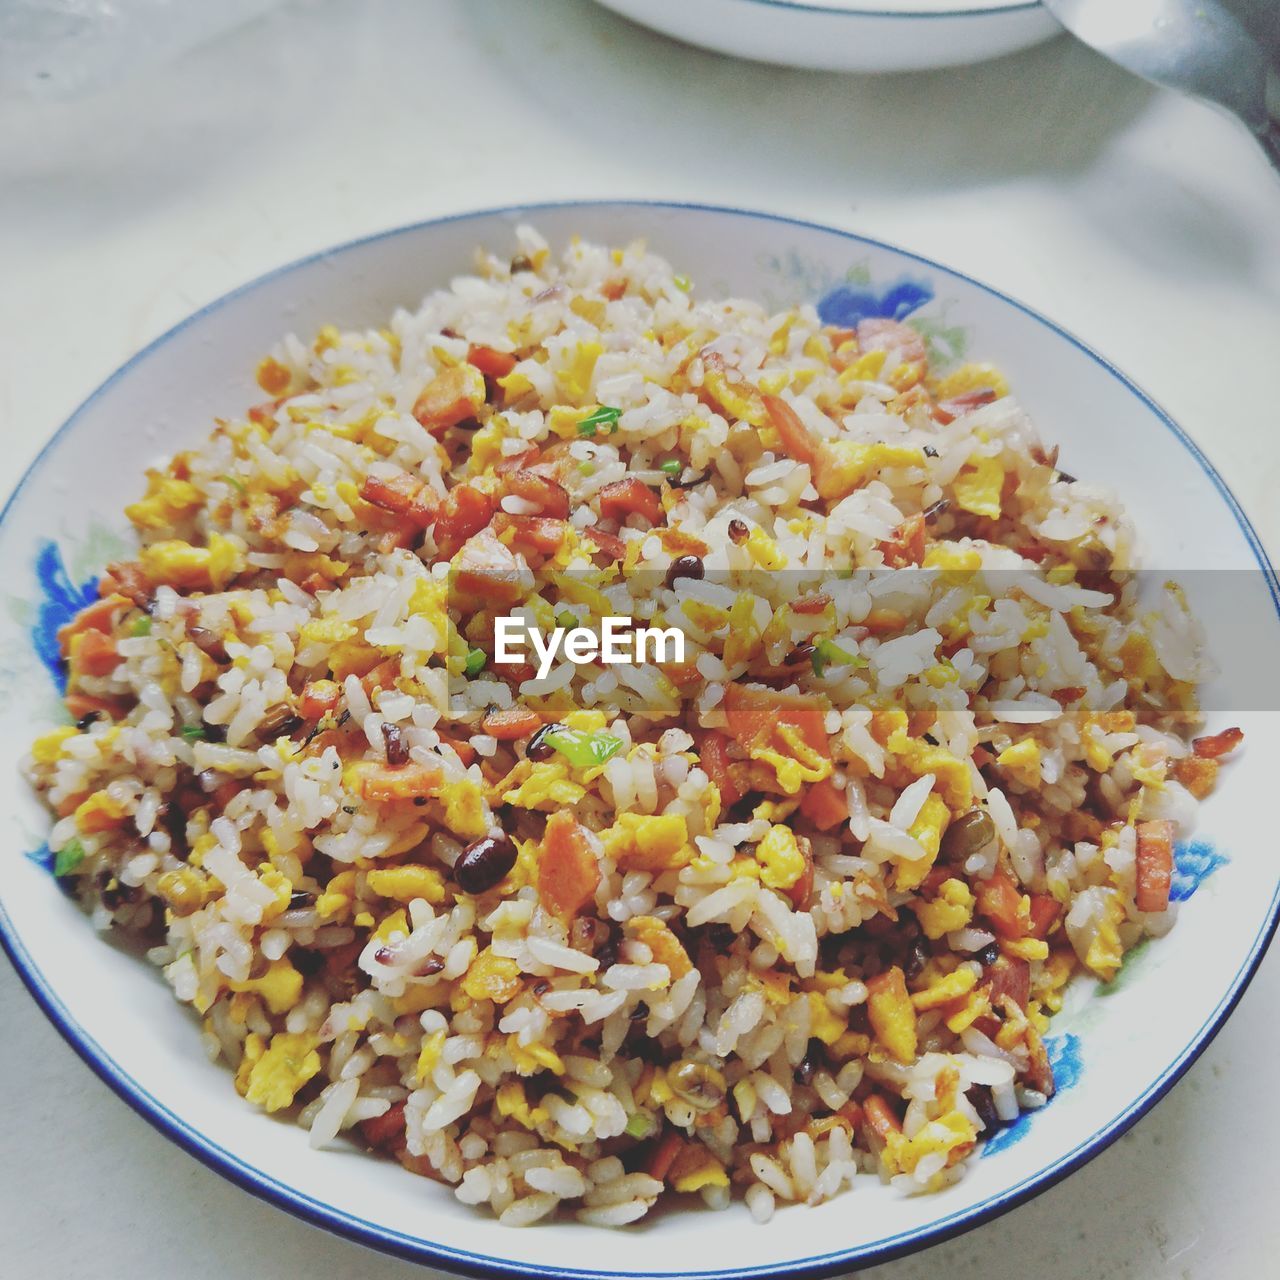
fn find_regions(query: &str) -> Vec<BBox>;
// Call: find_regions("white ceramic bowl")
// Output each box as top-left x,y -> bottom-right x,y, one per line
593,0 -> 1062,73
2,201 -> 1277,1279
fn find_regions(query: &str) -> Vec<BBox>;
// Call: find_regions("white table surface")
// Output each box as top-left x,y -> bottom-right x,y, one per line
3,2 -> 1279,1276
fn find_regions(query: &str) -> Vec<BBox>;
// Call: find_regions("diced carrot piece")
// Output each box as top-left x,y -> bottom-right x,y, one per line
1192,727 -> 1243,760
583,527 -> 626,561
57,594 -> 129,656
974,869 -> 1027,939
481,705 -> 542,740
787,835 -> 815,910
360,470 -> 437,528
490,512 -> 568,557
1171,755 -> 1218,799
105,560 -> 153,607
466,344 -> 518,379
879,512 -> 926,568
213,780 -> 244,809
791,591 -> 832,615
932,388 -> 998,425
412,364 -> 486,434
645,1128 -> 686,1183
698,731 -> 744,808
1027,893 -> 1062,940
436,731 -> 477,767
862,1094 -> 903,1144
361,1101 -> 407,1149
248,398 -> 284,426
983,956 -> 1031,1011
68,629 -> 120,679
359,761 -> 444,803
761,394 -> 818,466
503,469 -> 570,520
597,477 -> 662,526
856,317 -> 926,364
433,483 -> 496,559
799,778 -> 849,832
1135,819 -> 1174,913
723,683 -> 831,760
361,659 -> 401,700
538,811 -> 600,923
300,679 -> 341,720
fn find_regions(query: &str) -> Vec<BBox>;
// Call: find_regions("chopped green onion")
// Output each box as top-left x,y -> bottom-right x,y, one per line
53,839 -> 87,877
180,724 -> 208,742
464,647 -> 487,678
624,1111 -> 657,1140
555,611 -> 579,630
578,460 -> 596,476
576,405 -> 622,437
659,458 -> 682,477
673,274 -> 692,293
811,637 -> 865,678
220,474 -> 246,494
130,616 -> 152,637
545,726 -> 624,768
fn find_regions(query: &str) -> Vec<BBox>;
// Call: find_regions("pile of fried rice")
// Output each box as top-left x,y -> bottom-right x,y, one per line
24,228 -> 1243,1227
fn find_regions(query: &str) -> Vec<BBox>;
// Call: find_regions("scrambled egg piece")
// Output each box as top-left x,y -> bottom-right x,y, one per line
897,793 -> 950,891
751,722 -> 833,796
915,878 -> 975,940
867,968 -> 918,1065
415,1028 -> 447,1084
125,474 -> 203,530
31,726 -> 77,765
437,778 -> 488,840
462,948 -> 522,1004
628,915 -> 692,979
1083,888 -> 1126,981
755,825 -> 806,891
601,813 -> 690,873
934,362 -> 1009,401
671,1147 -> 729,1194
815,442 -> 925,502
910,966 -> 977,1012
952,454 -> 1004,520
807,991 -> 846,1046
507,1036 -> 565,1077
245,1032 -> 320,1112
366,865 -> 446,905
997,738 -> 1042,788
502,760 -> 587,811
496,1080 -> 548,1129
884,1111 -> 978,1181
139,533 -> 244,590
556,341 -> 603,400
229,957 -> 303,1015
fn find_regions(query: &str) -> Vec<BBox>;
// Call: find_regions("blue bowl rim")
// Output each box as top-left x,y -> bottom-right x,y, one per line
724,0 -> 1043,20
1,197 -> 1277,1280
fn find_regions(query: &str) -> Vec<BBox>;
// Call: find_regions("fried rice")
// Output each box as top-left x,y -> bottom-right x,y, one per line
23,226 -> 1243,1226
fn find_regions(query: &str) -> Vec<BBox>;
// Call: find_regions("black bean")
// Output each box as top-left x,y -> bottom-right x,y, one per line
941,808 -> 996,860
970,1084 -> 1001,1132
186,624 -> 228,663
976,942 -> 1001,967
794,1039 -> 826,1087
1055,469 -> 1077,484
669,470 -> 709,490
510,254 -> 534,274
288,889 -> 315,909
201,722 -> 227,743
382,722 -> 409,767
258,704 -> 301,738
531,978 -> 552,997
904,938 -> 930,981
665,555 -> 704,589
727,518 -> 749,545
923,498 -> 951,523
413,956 -> 445,977
76,711 -> 102,731
525,722 -> 563,762
454,832 -> 518,894
923,444 -> 940,458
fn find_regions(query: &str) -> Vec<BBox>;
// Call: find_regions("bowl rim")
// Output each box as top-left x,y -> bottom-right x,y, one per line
1,197 -> 1277,1279
661,0 -> 1045,21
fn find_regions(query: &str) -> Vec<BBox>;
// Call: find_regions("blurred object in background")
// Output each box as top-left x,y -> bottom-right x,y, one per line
0,0 -> 281,99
